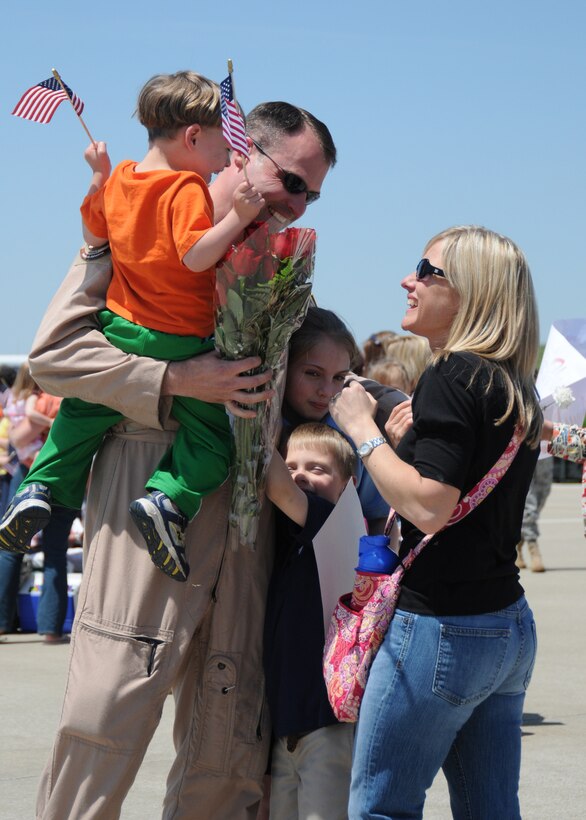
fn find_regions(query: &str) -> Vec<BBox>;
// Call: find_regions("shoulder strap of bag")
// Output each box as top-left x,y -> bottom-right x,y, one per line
391,424 -> 524,572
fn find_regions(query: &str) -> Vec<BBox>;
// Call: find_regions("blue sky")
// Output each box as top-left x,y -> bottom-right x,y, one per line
2,0 -> 584,356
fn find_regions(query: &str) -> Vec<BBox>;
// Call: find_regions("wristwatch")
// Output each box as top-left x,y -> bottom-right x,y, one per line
357,436 -> 386,459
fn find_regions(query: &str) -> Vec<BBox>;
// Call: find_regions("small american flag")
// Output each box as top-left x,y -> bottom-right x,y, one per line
220,75 -> 249,157
12,76 -> 84,125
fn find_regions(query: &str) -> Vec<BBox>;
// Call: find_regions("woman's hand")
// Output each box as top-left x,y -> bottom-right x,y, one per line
331,382 -> 459,533
329,381 -> 378,440
385,399 -> 413,448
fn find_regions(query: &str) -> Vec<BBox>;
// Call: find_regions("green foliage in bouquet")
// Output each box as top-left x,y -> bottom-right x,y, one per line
215,222 -> 316,548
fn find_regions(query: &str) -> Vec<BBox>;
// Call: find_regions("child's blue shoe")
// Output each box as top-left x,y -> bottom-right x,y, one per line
0,483 -> 52,553
129,491 -> 189,582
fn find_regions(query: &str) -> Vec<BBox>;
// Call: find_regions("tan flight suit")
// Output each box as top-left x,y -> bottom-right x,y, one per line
31,251 -> 273,819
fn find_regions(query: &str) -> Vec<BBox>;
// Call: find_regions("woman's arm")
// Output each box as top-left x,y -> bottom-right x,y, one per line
330,382 -> 460,533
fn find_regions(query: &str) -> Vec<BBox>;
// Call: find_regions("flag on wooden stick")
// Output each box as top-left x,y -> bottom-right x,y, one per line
12,75 -> 84,124
220,74 -> 249,157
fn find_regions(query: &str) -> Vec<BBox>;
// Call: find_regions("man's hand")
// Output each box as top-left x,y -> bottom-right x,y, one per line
163,351 -> 274,418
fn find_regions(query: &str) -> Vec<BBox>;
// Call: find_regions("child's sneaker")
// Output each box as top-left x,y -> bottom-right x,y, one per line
129,491 -> 189,582
0,483 -> 52,553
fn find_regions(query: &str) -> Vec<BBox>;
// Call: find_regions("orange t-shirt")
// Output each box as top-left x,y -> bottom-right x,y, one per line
81,160 -> 215,337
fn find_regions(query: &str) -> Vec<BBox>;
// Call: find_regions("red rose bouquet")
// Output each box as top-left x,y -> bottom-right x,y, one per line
215,221 -> 316,548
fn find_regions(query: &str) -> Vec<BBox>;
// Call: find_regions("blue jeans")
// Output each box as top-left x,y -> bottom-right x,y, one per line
0,473 -> 12,518
0,464 -> 78,635
349,597 -> 537,820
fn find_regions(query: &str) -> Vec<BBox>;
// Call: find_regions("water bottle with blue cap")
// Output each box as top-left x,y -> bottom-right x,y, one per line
356,534 -> 401,574
350,534 -> 401,610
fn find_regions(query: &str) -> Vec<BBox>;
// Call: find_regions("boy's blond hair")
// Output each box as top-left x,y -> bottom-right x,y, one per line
283,423 -> 357,481
136,71 -> 222,141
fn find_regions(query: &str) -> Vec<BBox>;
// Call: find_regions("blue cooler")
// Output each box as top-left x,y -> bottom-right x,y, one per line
17,571 -> 79,633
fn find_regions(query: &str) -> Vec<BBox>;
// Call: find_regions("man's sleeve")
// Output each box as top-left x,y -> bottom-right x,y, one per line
29,251 -> 168,429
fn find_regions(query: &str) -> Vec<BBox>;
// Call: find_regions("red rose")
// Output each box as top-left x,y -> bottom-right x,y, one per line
270,229 -> 297,260
244,221 -> 271,254
224,247 -> 275,281
228,246 -> 265,277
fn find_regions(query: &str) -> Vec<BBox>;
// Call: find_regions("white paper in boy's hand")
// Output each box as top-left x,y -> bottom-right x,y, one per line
313,479 -> 367,634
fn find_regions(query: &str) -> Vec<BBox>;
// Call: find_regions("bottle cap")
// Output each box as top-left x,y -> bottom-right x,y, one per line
356,534 -> 401,573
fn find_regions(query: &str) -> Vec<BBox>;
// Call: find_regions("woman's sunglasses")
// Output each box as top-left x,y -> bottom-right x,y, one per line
416,258 -> 446,280
250,138 -> 320,204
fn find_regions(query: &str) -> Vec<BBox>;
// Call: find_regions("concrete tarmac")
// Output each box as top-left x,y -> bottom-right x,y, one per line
1,482 -> 584,819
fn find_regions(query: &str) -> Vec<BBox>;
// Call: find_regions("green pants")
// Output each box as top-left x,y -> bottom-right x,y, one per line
21,311 -> 232,519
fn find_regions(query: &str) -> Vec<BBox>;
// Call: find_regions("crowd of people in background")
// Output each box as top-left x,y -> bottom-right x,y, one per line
0,363 -> 82,643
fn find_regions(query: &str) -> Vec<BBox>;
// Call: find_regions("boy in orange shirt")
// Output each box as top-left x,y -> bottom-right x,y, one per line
0,71 -> 264,581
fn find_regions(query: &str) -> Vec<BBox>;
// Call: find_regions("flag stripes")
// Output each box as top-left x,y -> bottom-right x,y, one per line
12,77 -> 84,125
220,75 -> 249,157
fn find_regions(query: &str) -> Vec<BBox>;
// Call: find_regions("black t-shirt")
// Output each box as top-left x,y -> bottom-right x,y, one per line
395,353 -> 539,615
263,493 -> 338,738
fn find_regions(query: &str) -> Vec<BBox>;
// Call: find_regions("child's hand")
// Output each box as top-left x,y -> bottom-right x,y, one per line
84,141 -> 112,179
232,181 -> 265,224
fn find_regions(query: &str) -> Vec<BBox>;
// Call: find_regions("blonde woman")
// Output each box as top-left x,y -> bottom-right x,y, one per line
330,226 -> 541,819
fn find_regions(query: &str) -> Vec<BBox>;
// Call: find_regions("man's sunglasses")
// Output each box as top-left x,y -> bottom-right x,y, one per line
250,138 -> 320,204
416,258 -> 446,280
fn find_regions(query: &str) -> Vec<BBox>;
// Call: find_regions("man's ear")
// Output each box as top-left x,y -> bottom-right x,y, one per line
184,124 -> 202,148
232,151 -> 246,171
232,136 -> 254,170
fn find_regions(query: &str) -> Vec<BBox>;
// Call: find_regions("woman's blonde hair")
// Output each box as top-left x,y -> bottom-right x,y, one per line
425,225 -> 542,445
136,71 -> 222,141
